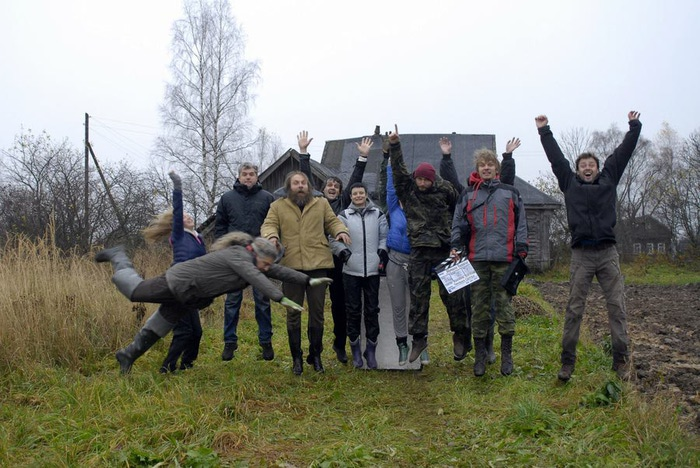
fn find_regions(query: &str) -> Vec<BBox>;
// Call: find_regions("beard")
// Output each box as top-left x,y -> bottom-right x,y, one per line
291,189 -> 313,207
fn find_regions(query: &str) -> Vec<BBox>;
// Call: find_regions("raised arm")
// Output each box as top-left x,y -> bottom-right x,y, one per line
170,171 -> 185,241
388,125 -> 413,201
536,115 -> 573,191
439,136 -> 465,193
499,138 -> 520,186
297,130 -> 314,186
340,137 -> 372,209
602,111 -> 642,183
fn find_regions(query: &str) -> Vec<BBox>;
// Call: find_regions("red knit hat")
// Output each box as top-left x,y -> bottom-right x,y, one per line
413,162 -> 436,182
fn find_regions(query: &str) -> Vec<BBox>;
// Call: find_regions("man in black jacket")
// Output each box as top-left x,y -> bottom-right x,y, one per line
536,111 -> 642,382
215,162 -> 275,361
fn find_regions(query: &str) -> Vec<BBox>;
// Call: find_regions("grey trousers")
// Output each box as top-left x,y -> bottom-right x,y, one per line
562,245 -> 629,365
386,250 -> 410,340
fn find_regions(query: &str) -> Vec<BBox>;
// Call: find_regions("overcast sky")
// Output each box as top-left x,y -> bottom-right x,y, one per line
2,0 -> 698,183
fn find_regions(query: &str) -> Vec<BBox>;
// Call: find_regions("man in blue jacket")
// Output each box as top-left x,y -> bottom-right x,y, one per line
215,162 -> 275,361
536,111 -> 642,382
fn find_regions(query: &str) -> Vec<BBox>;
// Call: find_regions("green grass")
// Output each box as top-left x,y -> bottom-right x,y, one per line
0,240 -> 698,466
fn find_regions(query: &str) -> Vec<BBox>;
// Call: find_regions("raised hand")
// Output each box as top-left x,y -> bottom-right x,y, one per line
535,115 -> 549,128
168,170 -> 182,189
628,110 -> 641,121
356,137 -> 374,157
439,137 -> 452,155
505,138 -> 521,153
388,124 -> 400,144
297,130 -> 313,153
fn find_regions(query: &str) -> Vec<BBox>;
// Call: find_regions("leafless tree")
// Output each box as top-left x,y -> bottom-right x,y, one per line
247,127 -> 284,171
156,0 -> 260,221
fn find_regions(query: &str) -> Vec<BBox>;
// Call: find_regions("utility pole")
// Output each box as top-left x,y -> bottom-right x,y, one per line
84,112 -> 90,251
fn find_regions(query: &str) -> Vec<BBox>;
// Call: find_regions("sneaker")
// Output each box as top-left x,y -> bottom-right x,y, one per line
557,363 -> 575,382
221,342 -> 237,361
408,337 -> 428,363
397,342 -> 409,366
420,349 -> 430,365
261,342 -> 274,361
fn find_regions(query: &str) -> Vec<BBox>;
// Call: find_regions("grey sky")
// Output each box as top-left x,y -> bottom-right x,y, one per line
2,0 -> 698,183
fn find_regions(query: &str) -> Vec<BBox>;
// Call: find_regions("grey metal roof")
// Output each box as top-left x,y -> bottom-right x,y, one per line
321,133 -> 560,207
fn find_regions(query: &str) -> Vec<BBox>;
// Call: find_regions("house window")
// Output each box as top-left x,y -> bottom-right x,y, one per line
646,243 -> 654,254
633,243 -> 641,254
657,243 -> 665,254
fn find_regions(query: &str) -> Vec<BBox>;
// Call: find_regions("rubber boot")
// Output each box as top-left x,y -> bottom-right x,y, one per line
500,334 -> 513,376
306,327 -> 325,373
111,268 -> 144,301
95,246 -> 133,271
350,337 -> 363,368
117,308 -> 175,374
485,325 -> 497,365
473,337 -> 487,377
288,327 -> 303,376
363,339 -> 378,370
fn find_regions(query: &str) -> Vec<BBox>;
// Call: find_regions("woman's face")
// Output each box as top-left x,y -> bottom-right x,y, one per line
184,213 -> 195,230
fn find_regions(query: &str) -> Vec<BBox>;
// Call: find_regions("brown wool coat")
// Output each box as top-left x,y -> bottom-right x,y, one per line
261,196 -> 349,271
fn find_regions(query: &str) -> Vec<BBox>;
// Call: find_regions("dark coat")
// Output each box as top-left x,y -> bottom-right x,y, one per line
214,181 -> 274,238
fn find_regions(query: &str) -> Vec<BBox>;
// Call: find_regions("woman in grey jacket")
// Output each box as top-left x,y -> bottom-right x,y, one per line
96,232 -> 332,374
332,183 -> 388,369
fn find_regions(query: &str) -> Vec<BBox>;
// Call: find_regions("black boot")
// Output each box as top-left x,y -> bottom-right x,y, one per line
288,327 -> 303,376
307,327 -> 325,373
363,339 -> 378,370
500,334 -> 513,376
350,338 -> 363,368
95,245 -> 133,271
473,337 -> 487,377
485,325 -> 497,365
333,336 -> 348,364
116,328 -> 161,374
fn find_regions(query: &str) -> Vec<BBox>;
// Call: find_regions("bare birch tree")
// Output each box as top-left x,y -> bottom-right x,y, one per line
156,0 -> 259,220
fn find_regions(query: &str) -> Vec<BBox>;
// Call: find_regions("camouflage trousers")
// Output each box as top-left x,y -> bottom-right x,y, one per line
408,247 -> 469,338
471,261 -> 515,338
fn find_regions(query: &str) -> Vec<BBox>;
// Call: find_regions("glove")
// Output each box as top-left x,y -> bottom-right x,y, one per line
168,170 -> 182,190
339,249 -> 352,264
309,277 -> 333,287
378,249 -> 389,266
280,297 -> 303,312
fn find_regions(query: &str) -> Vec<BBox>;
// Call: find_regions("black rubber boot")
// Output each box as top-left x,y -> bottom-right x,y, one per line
115,328 -> 161,375
363,339 -> 378,370
485,325 -> 497,365
306,327 -> 325,373
473,337 -> 487,377
500,334 -> 513,376
288,327 -> 303,376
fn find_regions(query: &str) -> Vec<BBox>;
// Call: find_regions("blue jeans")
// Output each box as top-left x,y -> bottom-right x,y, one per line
223,287 -> 272,345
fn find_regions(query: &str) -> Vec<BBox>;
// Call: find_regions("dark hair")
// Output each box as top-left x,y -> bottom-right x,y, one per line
349,182 -> 367,193
325,176 -> 343,192
575,152 -> 600,170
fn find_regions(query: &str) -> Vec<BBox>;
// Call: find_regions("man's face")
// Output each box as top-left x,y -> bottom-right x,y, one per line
290,174 -> 308,199
350,187 -> 367,207
323,179 -> 341,200
477,161 -> 498,181
415,177 -> 433,191
239,168 -> 259,188
255,255 -> 274,272
576,157 -> 599,182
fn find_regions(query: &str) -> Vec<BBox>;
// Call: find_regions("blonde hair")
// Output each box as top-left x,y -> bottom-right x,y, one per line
473,148 -> 501,174
142,208 -> 174,243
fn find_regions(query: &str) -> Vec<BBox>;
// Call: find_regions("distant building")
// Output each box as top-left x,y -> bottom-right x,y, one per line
257,129 -> 560,271
617,215 -> 673,260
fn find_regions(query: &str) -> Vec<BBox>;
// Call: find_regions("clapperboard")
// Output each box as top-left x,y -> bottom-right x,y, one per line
434,252 -> 479,294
